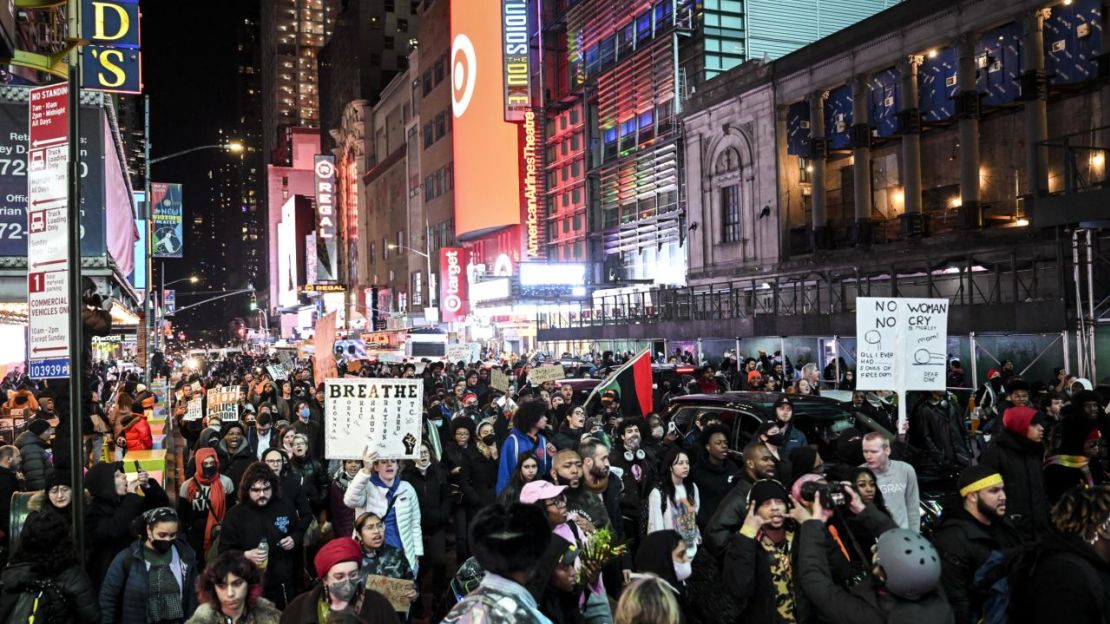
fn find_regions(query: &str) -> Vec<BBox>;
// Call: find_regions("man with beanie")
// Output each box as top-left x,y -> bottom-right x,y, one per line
15,418 -> 53,490
280,537 -> 399,624
216,420 -> 255,488
773,396 -> 808,453
978,406 -> 1050,540
932,466 -> 1022,624
442,503 -> 554,624
84,460 -> 169,589
722,479 -> 800,623
219,461 -> 305,609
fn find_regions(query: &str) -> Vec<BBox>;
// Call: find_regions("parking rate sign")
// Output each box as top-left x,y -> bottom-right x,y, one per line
27,84 -> 71,379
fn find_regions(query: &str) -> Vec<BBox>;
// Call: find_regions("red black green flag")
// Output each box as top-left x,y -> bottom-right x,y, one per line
589,349 -> 653,417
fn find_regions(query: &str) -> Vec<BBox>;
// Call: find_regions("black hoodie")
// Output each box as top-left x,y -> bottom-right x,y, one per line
83,462 -> 168,590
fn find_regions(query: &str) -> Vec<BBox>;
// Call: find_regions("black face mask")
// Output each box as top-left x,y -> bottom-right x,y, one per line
202,465 -> 217,479
766,434 -> 786,447
481,434 -> 496,446
150,538 -> 173,554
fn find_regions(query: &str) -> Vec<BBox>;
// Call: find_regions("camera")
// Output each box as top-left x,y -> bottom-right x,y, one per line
799,480 -> 848,508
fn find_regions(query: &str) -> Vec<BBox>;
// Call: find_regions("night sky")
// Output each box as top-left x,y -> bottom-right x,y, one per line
141,1 -> 250,331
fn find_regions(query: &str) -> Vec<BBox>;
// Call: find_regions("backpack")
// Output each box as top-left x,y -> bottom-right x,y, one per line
972,545 -> 1039,624
9,578 -> 71,624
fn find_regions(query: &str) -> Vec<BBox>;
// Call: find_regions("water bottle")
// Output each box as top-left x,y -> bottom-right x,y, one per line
257,539 -> 269,570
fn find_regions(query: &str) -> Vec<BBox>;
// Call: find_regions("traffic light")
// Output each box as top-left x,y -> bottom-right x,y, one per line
249,292 -> 258,311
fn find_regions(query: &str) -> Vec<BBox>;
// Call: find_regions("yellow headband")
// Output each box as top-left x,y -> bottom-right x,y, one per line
960,473 -> 1003,497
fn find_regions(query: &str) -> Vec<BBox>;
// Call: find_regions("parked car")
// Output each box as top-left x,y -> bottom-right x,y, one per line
665,391 -> 895,463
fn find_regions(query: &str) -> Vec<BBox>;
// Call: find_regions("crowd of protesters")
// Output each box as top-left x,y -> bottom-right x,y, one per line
0,345 -> 1104,623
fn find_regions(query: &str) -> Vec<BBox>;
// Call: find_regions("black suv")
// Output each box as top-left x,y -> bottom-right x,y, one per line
666,391 -> 894,461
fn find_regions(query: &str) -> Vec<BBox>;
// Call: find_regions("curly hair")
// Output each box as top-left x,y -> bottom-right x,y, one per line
238,461 -> 281,503
195,550 -> 264,609
512,400 -> 548,433
10,510 -> 79,576
1051,484 -> 1110,540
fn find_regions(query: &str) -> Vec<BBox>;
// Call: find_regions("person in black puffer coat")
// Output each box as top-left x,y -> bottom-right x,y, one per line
15,419 -> 54,491
1010,484 -> 1110,624
403,440 -> 453,619
84,461 -> 169,591
0,509 -> 99,623
441,417 -> 484,561
978,406 -> 1050,541
688,424 -> 740,528
288,433 -> 330,514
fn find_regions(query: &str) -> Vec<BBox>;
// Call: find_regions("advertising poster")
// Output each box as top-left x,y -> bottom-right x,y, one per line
324,378 -> 424,460
151,182 -> 184,257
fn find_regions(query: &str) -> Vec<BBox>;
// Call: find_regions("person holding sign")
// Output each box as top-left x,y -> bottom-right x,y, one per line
355,511 -> 418,617
343,447 -> 424,577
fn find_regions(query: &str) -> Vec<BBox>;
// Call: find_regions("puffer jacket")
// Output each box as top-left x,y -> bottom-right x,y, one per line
978,429 -> 1050,541
121,413 -> 153,451
344,471 -> 423,571
796,520 -> 956,624
14,430 -> 52,490
0,561 -> 99,623
100,538 -> 200,624
185,598 -> 282,624
216,439 -> 257,491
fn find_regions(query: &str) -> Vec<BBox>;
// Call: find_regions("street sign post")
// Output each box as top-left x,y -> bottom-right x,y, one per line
27,84 -> 70,379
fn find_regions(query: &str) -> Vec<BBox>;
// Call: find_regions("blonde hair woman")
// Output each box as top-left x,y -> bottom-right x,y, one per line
614,573 -> 682,624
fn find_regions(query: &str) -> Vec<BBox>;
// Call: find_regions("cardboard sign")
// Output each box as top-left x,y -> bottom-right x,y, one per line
528,364 -> 565,384
324,378 -> 424,460
206,386 -> 242,422
277,350 -> 295,368
266,364 -> 288,381
313,313 -> 339,387
855,297 -> 949,392
183,397 -> 203,421
365,575 -> 416,612
489,369 -> 511,393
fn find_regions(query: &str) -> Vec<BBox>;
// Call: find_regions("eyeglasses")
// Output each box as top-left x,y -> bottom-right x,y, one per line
545,496 -> 567,508
249,486 -> 273,494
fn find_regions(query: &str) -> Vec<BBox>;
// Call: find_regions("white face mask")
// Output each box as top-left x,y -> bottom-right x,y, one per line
674,560 -> 692,582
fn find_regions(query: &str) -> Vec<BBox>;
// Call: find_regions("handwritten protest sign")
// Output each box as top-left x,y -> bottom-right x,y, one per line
183,397 -> 203,421
206,386 -> 242,422
314,313 -> 339,386
445,344 -> 473,363
324,378 -> 424,460
528,364 -> 565,384
365,575 -> 416,612
266,364 -> 288,381
489,369 -> 511,393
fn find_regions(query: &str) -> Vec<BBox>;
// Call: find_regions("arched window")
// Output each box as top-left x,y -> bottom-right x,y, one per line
716,147 -> 742,243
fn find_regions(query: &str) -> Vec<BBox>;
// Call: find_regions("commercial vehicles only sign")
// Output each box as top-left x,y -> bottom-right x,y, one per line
27,84 -> 71,379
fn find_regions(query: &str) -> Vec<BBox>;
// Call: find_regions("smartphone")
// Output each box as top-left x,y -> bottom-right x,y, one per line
133,460 -> 142,473
667,421 -> 678,436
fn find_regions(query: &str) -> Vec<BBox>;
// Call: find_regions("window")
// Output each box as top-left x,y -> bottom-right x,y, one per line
423,122 -> 433,148
434,56 -> 445,84
384,36 -> 394,50
436,112 -> 446,138
721,185 -> 741,243
397,18 -> 409,31
397,56 -> 408,70
422,70 -> 433,95
637,11 -> 653,44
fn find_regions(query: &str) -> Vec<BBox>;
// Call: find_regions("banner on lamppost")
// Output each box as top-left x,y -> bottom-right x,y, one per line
163,289 -> 175,316
151,182 -> 183,257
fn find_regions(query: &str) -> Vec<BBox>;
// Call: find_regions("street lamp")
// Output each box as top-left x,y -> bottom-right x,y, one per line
389,241 -> 435,307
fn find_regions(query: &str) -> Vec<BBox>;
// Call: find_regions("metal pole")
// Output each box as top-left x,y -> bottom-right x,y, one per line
1062,330 -> 1071,378
1085,229 -> 1098,381
969,332 -> 979,391
144,94 -> 153,383
1072,230 -> 1087,378
157,260 -> 164,375
833,335 -> 840,388
65,0 -> 85,561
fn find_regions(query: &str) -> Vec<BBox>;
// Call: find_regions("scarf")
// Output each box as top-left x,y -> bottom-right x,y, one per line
145,545 -> 186,623
371,474 -> 403,551
1045,454 -> 1095,486
187,447 -> 226,552
333,468 -> 358,492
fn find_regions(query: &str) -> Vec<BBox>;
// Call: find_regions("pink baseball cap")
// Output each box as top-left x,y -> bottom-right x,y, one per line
520,480 -> 567,504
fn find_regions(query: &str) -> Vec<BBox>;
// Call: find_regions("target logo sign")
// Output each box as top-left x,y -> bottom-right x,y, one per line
451,34 -> 477,118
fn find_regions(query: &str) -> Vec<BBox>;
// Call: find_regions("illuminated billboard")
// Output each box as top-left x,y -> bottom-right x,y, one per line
451,0 -> 523,240
314,155 -> 338,282
81,0 -> 142,93
439,247 -> 469,322
501,0 -> 531,122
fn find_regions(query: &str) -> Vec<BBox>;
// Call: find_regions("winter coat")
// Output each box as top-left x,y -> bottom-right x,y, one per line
278,583 -> 400,624
0,561 -> 99,623
185,598 -> 282,624
442,443 -> 489,507
0,464 -> 21,541
931,506 -> 1023,624
496,428 -> 552,495
177,474 -> 236,559
99,538 -> 200,624
84,462 -> 169,590
909,398 -> 971,481
703,472 -> 756,555
550,426 -> 583,451
343,471 -> 423,572
796,520 -> 955,624
216,439 -> 256,491
122,414 -> 153,451
978,429 -> 1050,540
218,496 -> 305,597
327,476 -> 357,540
610,449 -> 656,536
780,424 -> 809,455
14,430 -> 52,491
290,455 -> 330,513
1012,530 -> 1110,624
403,463 -> 453,535
688,457 -> 741,528
722,526 -> 801,624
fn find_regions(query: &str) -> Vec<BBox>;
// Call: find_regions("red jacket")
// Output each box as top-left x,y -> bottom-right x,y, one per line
124,414 -> 153,451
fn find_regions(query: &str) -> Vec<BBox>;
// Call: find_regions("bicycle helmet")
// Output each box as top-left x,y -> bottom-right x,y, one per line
875,528 -> 941,600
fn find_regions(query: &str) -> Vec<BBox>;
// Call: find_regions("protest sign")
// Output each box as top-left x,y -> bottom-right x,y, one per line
206,386 -> 242,422
324,378 -> 424,460
365,575 -> 416,612
266,364 -> 288,381
445,344 -> 472,363
183,397 -> 203,421
528,364 -> 565,384
489,369 -> 511,393
313,313 -> 338,386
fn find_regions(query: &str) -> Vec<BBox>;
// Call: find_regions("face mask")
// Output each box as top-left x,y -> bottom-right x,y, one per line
481,434 -> 496,446
202,465 -> 217,479
651,427 -> 664,440
327,578 -> 360,603
766,434 -> 786,447
429,418 -> 443,427
299,408 -> 310,420
674,560 -> 692,582
151,538 -> 174,554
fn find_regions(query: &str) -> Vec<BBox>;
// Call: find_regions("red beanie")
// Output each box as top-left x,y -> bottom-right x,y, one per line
313,537 -> 362,578
1002,406 -> 1040,435
987,368 -> 1001,380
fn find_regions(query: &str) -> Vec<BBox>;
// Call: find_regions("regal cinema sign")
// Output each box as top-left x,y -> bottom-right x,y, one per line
439,247 -> 468,322
81,0 -> 142,94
